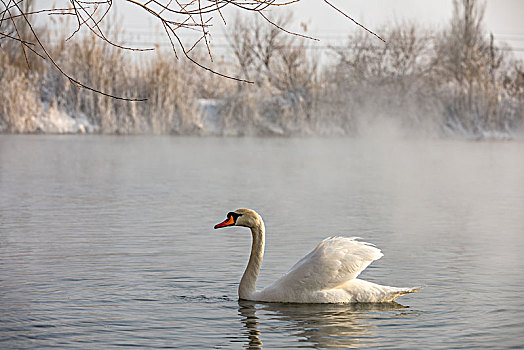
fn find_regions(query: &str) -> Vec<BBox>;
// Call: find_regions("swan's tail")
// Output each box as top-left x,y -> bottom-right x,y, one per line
390,286 -> 422,301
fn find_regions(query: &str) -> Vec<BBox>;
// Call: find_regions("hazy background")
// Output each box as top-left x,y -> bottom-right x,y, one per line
2,0 -> 523,137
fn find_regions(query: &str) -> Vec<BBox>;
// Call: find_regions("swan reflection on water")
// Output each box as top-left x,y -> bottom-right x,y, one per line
237,300 -> 412,349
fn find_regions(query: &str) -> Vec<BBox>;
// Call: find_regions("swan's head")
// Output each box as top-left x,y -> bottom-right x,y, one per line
214,209 -> 262,229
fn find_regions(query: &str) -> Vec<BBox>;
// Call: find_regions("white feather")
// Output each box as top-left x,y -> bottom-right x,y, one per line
270,237 -> 383,291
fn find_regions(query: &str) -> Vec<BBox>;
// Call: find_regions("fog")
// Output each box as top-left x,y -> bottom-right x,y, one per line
1,0 -> 523,138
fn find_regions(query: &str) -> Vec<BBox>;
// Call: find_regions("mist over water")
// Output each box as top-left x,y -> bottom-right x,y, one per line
1,135 -> 523,348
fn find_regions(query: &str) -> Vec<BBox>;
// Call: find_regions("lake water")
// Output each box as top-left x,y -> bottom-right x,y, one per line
1,135 -> 523,349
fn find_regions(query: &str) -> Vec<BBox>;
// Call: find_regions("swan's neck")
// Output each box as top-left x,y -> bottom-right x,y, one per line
239,220 -> 265,300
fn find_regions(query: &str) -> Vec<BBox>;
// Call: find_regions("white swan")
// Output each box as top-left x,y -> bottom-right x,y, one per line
214,209 -> 420,303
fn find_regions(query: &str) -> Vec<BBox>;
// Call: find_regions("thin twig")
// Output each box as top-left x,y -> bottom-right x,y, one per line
9,0 -> 147,101
1,0 -> 30,68
323,0 -> 385,43
259,11 -> 319,41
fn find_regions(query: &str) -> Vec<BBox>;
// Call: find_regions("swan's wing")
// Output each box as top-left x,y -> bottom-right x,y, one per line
268,237 -> 383,292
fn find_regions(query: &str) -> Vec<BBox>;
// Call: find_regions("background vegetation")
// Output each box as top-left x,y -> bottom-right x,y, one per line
1,0 -> 523,138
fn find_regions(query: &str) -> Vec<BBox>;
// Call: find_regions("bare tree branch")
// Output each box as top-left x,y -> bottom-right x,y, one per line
1,0 -> 384,99
323,0 -> 385,43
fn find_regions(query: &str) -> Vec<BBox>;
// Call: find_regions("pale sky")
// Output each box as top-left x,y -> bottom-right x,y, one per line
39,0 -> 524,56
292,0 -> 524,35
113,0 -> 524,33
111,0 -> 524,56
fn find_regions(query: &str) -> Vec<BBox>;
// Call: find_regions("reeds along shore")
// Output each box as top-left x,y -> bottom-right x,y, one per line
1,0 -> 523,138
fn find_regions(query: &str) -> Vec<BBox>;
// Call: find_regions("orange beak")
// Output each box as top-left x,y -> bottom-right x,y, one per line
214,216 -> 235,229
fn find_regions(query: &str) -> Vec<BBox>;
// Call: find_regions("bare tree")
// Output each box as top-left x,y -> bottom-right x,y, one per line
434,0 -> 517,135
1,0 -> 382,100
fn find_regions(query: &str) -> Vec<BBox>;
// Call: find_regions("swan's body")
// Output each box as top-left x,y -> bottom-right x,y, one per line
214,209 -> 419,303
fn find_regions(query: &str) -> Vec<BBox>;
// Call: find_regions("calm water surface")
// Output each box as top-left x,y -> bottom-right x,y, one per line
1,135 -> 523,349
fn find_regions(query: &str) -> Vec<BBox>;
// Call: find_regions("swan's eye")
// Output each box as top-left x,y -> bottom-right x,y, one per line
228,212 -> 243,222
